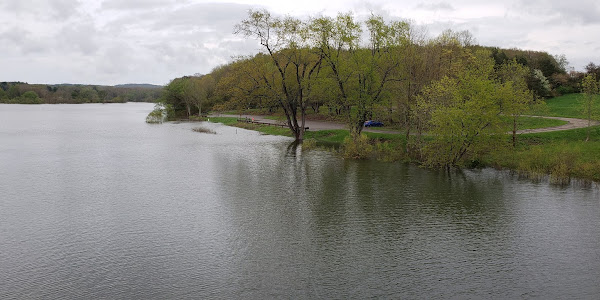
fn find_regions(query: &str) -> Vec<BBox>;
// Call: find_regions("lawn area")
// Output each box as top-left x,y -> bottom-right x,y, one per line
532,93 -> 600,118
207,100 -> 600,182
503,116 -> 567,129
485,126 -> 600,181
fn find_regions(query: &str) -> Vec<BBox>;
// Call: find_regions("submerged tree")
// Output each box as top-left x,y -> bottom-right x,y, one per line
235,9 -> 323,141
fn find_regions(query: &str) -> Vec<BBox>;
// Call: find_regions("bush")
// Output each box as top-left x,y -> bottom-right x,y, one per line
146,103 -> 168,123
556,86 -> 575,95
18,91 -> 42,104
374,140 -> 406,161
301,138 -> 317,151
341,133 -> 373,159
192,126 -> 216,134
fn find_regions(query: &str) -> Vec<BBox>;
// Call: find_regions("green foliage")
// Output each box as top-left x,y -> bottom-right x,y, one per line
414,49 -> 507,168
8,85 -> 20,99
0,82 -> 161,104
341,133 -> 373,159
145,103 -> 173,123
528,69 -> 551,98
496,59 -> 535,146
310,13 -> 410,134
301,138 -> 317,151
146,109 -> 164,123
19,91 -> 42,104
305,130 -> 349,144
531,93 -> 599,118
482,125 -> 600,181
581,74 -> 600,141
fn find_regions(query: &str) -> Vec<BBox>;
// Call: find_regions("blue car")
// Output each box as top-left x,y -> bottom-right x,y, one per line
364,120 -> 384,127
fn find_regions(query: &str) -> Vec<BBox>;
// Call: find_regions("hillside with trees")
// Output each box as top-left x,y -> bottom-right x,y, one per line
154,10 -> 599,171
0,82 -> 162,104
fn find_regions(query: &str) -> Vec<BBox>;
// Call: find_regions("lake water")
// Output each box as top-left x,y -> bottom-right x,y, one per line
1,103 -> 599,299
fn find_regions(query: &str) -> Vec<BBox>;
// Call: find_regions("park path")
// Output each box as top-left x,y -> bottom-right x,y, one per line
209,113 -> 401,134
209,114 -> 598,135
515,116 -> 600,134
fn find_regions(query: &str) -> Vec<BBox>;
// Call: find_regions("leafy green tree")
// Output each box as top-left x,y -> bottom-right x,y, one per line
581,74 -> 599,141
496,59 -> 535,147
528,69 -> 551,98
162,78 -> 188,118
80,87 -> 99,103
414,50 -> 505,168
185,75 -> 216,116
310,13 -> 410,135
20,91 -> 42,104
215,55 -> 282,113
235,9 -> 323,141
585,62 -> 600,79
8,85 -> 20,99
0,88 -> 7,102
404,29 -> 472,140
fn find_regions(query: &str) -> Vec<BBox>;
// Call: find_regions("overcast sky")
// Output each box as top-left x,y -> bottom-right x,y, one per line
1,0 -> 599,86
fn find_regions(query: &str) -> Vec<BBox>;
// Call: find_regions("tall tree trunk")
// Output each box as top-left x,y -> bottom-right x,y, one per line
512,117 -> 517,148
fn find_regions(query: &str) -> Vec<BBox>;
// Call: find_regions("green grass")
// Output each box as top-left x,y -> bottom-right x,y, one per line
510,116 -> 567,129
206,117 -> 239,126
531,93 -> 600,118
483,126 -> 600,182
305,130 -> 348,143
208,107 -> 600,182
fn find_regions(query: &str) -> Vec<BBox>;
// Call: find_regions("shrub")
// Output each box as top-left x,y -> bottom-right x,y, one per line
301,138 -> 317,151
146,108 -> 165,123
192,126 -> 216,134
19,91 -> 42,104
146,103 -> 173,123
341,133 -> 373,159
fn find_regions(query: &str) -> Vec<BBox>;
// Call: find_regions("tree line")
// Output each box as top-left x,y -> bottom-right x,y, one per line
157,10 -> 599,167
0,82 -> 162,104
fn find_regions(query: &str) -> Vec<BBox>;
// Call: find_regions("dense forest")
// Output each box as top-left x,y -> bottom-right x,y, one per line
0,82 -> 162,104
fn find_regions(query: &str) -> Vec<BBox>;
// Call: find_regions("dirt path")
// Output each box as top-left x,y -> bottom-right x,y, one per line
210,114 -> 598,135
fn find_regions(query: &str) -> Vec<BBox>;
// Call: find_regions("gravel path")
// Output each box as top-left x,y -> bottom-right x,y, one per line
210,114 -> 598,135
516,116 -> 600,134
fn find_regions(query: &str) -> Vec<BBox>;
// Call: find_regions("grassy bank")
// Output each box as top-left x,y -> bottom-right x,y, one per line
531,93 -> 600,118
484,126 -> 600,182
206,97 -> 600,182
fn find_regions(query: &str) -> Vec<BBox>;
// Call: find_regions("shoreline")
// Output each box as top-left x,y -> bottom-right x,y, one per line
204,115 -> 600,184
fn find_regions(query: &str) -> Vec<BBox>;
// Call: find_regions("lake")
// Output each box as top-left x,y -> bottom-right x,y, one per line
1,103 -> 599,299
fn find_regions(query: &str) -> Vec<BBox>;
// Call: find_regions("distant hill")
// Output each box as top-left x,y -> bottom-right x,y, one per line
1,82 -> 163,104
114,84 -> 163,89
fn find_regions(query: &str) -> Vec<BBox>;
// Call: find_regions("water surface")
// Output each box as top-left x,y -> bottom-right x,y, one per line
1,103 -> 599,299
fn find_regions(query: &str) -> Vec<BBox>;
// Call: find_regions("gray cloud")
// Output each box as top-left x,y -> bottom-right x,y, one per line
1,0 -> 599,85
515,0 -> 600,25
1,0 -> 82,20
58,21 -> 100,55
416,2 -> 454,12
100,0 -> 175,11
